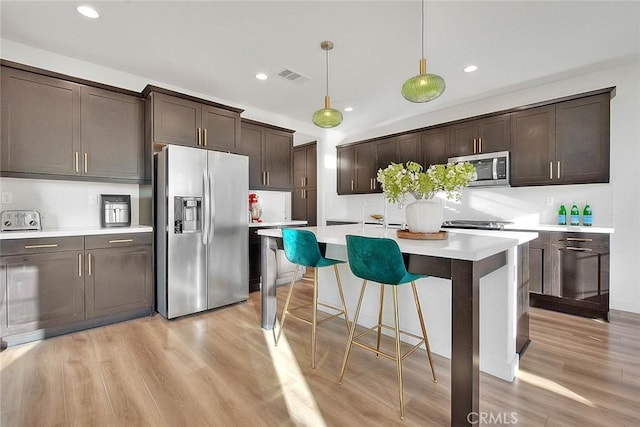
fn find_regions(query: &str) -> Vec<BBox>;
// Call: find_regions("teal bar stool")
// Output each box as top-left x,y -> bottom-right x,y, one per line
276,228 -> 350,369
340,234 -> 437,420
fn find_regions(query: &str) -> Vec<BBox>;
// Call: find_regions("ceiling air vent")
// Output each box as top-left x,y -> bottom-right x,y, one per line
277,68 -> 310,84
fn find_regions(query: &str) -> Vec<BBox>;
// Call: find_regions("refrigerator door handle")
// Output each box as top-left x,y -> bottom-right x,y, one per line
203,170 -> 210,245
209,171 -> 216,242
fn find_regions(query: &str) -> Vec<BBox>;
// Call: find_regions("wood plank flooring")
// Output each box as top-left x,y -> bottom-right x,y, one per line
1,281 -> 639,426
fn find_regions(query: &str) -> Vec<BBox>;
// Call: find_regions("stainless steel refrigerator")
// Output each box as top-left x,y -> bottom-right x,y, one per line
155,145 -> 248,319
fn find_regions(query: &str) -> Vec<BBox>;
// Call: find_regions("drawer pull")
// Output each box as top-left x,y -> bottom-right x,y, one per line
566,247 -> 593,252
24,244 -> 59,249
108,239 -> 134,244
566,237 -> 593,242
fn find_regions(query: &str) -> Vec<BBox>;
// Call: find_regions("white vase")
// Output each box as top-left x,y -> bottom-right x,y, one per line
405,199 -> 443,233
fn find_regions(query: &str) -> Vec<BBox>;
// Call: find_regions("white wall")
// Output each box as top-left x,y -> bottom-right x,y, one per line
0,177 -> 140,228
321,61 -> 640,314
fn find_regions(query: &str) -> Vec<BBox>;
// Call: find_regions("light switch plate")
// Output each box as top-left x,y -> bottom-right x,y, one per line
88,194 -> 98,205
546,196 -> 554,206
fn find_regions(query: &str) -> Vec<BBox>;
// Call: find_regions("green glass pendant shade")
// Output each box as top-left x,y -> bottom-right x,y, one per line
312,95 -> 342,128
401,73 -> 445,103
402,59 -> 445,103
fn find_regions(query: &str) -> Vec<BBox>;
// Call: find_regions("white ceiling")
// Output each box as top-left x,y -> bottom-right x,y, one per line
1,1 -> 639,140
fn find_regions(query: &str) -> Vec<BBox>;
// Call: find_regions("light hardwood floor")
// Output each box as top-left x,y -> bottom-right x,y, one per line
1,280 -> 639,426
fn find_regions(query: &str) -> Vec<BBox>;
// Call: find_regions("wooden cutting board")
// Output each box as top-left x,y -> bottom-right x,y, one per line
396,229 -> 448,240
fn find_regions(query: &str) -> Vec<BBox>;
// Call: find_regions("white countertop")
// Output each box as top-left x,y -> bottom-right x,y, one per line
327,219 -> 614,234
258,224 -> 537,262
0,225 -> 153,240
505,223 -> 614,234
249,220 -> 307,228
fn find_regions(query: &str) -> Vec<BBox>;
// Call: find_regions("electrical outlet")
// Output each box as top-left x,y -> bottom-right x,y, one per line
546,196 -> 554,206
88,194 -> 98,205
1,192 -> 13,204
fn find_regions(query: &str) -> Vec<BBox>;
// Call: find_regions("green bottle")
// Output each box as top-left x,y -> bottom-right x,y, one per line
558,203 -> 567,225
570,203 -> 580,226
583,203 -> 593,226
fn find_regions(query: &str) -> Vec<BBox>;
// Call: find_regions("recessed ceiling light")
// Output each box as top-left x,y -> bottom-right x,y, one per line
77,5 -> 99,19
464,65 -> 478,73
255,73 -> 268,81
344,107 -> 354,112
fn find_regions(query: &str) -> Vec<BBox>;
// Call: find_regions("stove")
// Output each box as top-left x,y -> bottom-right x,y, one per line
441,220 -> 513,230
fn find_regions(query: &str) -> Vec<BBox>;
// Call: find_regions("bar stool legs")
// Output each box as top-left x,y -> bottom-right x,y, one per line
339,280 -> 437,420
275,263 -> 350,369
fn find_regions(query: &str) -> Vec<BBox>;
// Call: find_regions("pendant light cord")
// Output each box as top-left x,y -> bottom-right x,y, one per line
421,0 -> 425,59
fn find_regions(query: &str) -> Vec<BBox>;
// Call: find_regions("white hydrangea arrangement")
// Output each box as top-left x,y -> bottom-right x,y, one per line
376,161 -> 476,204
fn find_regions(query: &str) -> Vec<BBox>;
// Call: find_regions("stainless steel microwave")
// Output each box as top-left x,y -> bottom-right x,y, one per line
448,150 -> 510,187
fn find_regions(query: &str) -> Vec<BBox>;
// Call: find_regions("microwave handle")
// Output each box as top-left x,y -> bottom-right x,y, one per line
492,158 -> 498,179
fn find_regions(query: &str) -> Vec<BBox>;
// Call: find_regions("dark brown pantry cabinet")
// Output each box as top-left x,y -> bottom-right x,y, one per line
238,119 -> 293,191
292,143 -> 317,226
1,65 -> 146,182
146,88 -> 242,152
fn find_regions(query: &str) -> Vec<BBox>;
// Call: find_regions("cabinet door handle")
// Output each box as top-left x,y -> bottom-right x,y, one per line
479,137 -> 482,153
302,189 -> 306,199
351,180 -> 354,192
108,239 -> 134,244
473,138 -> 476,154
84,153 -> 88,174
267,172 -> 270,186
557,161 -> 561,179
79,254 -> 82,277
88,253 -> 92,276
203,128 -> 208,147
566,237 -> 593,242
549,162 -> 553,179
304,176 -> 307,187
197,128 -> 201,145
566,247 -> 593,252
75,152 -> 79,173
301,177 -> 305,187
24,243 -> 58,249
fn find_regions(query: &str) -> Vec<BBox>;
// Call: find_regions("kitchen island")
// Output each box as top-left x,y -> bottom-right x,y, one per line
258,224 -> 537,427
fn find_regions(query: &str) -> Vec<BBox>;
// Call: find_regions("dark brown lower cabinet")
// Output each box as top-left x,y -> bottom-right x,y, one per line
0,238 -> 85,336
85,234 -> 153,319
0,233 -> 153,345
528,231 -> 609,320
248,228 -> 262,292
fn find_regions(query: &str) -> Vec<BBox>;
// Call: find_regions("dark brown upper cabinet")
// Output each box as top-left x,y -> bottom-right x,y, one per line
81,86 -> 145,181
337,145 -> 356,195
397,132 -> 421,165
421,126 -> 450,167
450,113 -> 511,157
511,93 -> 610,186
292,143 -> 317,226
1,66 -> 146,183
1,66 -> 80,177
554,94 -> 610,184
510,105 -> 556,186
237,120 -> 293,191
149,91 -> 241,152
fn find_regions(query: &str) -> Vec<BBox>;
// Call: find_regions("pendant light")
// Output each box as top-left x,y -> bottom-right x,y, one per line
312,41 -> 343,128
401,0 -> 445,103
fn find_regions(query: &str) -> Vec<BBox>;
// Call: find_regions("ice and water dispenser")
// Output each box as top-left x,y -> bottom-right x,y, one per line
174,196 -> 202,233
